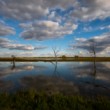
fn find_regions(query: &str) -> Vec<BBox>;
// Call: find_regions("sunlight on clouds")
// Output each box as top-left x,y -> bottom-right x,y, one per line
20,20 -> 78,40
0,0 -> 110,56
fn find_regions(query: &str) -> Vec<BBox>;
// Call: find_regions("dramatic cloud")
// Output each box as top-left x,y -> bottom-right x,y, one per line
0,38 -> 47,51
72,0 -> 110,21
0,0 -> 77,21
0,38 -> 11,44
0,21 -> 15,36
71,33 -> 110,56
0,0 -> 49,21
0,0 -> 110,56
1,0 -> 109,21
20,20 -> 78,40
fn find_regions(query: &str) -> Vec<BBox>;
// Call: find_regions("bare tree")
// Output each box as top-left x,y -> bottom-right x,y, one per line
52,46 -> 60,62
89,39 -> 97,77
89,39 -> 96,58
11,55 -> 16,68
51,46 -> 60,78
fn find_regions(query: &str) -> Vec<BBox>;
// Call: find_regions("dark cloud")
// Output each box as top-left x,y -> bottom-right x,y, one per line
1,0 -> 109,22
71,33 -> 110,55
72,0 -> 110,21
0,0 -> 110,56
0,21 -> 15,36
0,0 -> 77,21
0,0 -> 49,21
35,45 -> 47,50
20,20 -> 78,40
0,38 -> 11,44
0,0 -> 109,42
0,38 -> 47,51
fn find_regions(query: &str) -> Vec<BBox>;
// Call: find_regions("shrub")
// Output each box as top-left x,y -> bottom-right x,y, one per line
61,55 -> 67,60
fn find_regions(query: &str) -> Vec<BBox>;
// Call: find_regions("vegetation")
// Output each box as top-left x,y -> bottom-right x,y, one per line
74,55 -> 79,58
0,57 -> 110,62
61,55 -> 67,60
0,90 -> 110,110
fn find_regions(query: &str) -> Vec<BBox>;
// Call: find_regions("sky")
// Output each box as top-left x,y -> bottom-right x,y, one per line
0,0 -> 110,57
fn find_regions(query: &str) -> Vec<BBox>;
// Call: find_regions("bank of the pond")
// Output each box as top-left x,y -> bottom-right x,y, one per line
0,90 -> 110,110
0,57 -> 110,62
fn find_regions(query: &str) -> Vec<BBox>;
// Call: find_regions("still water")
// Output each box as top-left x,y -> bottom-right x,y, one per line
0,61 -> 110,96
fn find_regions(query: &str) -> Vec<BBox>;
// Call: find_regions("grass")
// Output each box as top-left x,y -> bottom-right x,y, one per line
0,57 -> 110,62
0,90 -> 110,110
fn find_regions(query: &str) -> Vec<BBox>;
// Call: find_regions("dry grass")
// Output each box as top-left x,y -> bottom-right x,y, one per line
0,57 -> 110,62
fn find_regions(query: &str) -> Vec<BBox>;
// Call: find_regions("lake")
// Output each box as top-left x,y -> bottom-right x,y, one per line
0,61 -> 110,97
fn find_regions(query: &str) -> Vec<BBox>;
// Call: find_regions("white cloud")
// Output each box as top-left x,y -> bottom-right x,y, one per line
0,0 -> 110,57
99,25 -> 110,30
70,33 -> 110,56
20,20 -> 78,40
0,38 -> 11,44
0,51 -> 34,57
39,20 -> 59,29
75,38 -> 87,42
0,0 -> 49,20
0,0 -> 109,22
0,0 -> 77,21
72,0 -> 110,21
0,21 -> 15,36
0,38 -> 47,51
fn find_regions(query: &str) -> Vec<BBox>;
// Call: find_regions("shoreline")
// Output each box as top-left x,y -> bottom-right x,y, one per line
0,57 -> 110,62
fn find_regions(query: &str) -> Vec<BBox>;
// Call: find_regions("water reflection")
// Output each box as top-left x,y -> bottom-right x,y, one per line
0,62 -> 47,77
69,62 -> 110,96
20,75 -> 78,95
0,80 -> 13,92
51,61 -> 61,77
0,62 -> 110,96
69,62 -> 110,82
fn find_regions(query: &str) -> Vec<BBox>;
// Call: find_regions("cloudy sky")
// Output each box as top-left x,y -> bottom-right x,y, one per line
0,0 -> 110,57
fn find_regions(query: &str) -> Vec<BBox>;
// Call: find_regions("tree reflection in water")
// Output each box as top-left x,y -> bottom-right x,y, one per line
51,61 -> 61,78
69,61 -> 110,96
11,62 -> 16,70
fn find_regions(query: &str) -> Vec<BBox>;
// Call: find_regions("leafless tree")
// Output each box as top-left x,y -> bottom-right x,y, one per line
89,39 -> 96,58
50,47 -> 61,79
11,55 -> 16,68
89,39 -> 97,76
52,46 -> 60,62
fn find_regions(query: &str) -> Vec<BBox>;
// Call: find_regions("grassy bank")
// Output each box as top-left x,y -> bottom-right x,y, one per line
0,57 -> 110,62
0,90 -> 110,110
